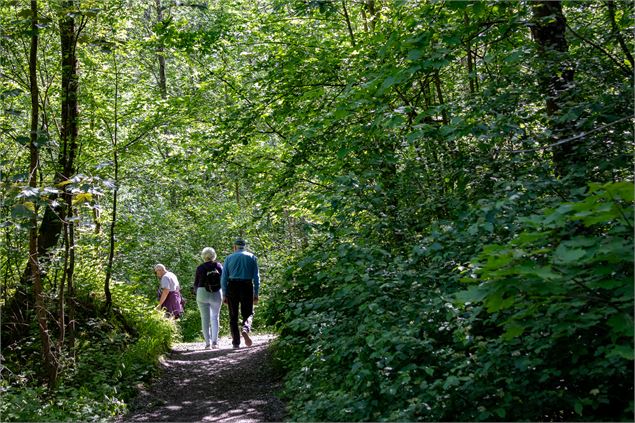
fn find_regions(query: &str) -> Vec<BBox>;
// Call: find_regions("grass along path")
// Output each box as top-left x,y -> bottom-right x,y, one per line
120,334 -> 286,422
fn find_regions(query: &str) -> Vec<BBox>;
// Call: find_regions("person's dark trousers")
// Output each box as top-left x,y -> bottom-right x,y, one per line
227,279 -> 254,347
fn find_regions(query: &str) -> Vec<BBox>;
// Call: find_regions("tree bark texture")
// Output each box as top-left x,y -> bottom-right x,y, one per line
156,0 -> 167,98
342,0 -> 356,47
365,0 -> 378,32
104,53 -> 119,309
29,0 -> 58,388
8,0 -> 82,344
530,1 -> 578,177
464,12 -> 476,94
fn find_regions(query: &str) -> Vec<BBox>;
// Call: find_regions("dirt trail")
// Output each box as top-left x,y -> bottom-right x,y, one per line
121,334 -> 286,422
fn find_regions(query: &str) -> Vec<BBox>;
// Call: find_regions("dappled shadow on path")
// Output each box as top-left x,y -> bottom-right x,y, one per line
120,335 -> 285,422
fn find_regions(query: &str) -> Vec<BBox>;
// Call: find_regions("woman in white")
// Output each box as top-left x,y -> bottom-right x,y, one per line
154,264 -> 184,318
194,247 -> 223,349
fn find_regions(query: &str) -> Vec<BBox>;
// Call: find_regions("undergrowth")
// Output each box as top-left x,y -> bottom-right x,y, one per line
265,181 -> 634,422
0,281 -> 178,422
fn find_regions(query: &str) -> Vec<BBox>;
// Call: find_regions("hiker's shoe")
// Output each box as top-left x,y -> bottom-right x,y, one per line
204,343 -> 211,350
241,329 -> 253,347
232,344 -> 240,349
211,342 -> 219,349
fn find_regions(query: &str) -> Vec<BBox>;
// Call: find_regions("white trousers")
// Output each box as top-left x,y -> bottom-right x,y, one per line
196,287 -> 223,345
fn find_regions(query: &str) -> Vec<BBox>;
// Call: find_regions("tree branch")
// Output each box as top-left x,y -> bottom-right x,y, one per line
510,116 -> 633,154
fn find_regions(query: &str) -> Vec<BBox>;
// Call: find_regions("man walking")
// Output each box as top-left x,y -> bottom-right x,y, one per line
221,238 -> 260,348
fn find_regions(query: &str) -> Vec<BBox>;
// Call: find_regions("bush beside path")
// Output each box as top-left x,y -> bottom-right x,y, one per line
120,334 -> 285,422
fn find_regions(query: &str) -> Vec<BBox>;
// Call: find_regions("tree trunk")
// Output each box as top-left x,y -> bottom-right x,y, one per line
433,71 -> 449,125
59,205 -> 76,345
365,0 -> 378,32
8,1 -> 83,338
342,0 -> 356,47
156,0 -> 167,98
60,4 -> 79,180
56,1 -> 80,349
29,0 -> 58,388
104,53 -> 119,309
8,200 -> 65,336
105,179 -> 116,309
360,6 -> 369,32
530,1 -> 577,177
464,12 -> 476,94
65,207 -> 77,350
606,0 -> 634,70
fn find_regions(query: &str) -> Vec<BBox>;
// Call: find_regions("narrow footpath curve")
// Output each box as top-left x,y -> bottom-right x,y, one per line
121,334 -> 286,422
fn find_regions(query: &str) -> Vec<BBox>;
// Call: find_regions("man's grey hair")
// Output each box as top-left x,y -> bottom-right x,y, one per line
201,247 -> 217,262
154,263 -> 166,272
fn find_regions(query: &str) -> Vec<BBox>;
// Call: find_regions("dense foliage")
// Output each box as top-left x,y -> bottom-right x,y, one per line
1,272 -> 178,421
1,0 -> 632,421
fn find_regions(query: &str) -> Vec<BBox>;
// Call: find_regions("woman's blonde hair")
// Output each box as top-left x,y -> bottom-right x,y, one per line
201,247 -> 216,262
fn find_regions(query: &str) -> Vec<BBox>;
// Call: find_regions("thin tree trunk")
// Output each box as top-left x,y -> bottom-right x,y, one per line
606,0 -> 634,70
156,0 -> 167,98
465,12 -> 476,94
58,0 -> 80,334
60,6 -> 79,182
59,221 -> 68,344
235,179 -> 240,207
365,0 -> 378,32
93,203 -> 101,234
433,71 -> 449,125
105,180 -> 116,309
6,0 -> 81,335
342,0 -> 356,47
59,205 -> 75,345
104,57 -> 119,309
54,0 -> 81,355
66,209 -> 77,350
29,0 -> 58,388
361,6 -> 369,32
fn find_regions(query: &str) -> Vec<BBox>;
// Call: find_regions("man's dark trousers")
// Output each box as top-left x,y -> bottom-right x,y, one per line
227,279 -> 254,346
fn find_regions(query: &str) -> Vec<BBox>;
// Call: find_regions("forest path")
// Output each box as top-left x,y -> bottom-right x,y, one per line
120,334 -> 286,422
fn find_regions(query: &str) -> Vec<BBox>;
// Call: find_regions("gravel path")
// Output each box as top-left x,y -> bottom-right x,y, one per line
121,334 -> 286,422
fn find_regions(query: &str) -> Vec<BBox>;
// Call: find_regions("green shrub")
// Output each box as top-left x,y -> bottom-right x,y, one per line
0,279 -> 178,422
268,181 -> 633,422
456,181 -> 634,421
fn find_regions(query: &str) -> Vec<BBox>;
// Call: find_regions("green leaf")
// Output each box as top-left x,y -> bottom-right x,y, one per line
605,181 -> 634,202
407,49 -> 424,60
502,323 -> 525,340
574,401 -> 583,415
16,8 -> 31,18
11,204 -> 34,219
513,230 -> 550,244
454,285 -> 489,304
446,1 -> 468,10
607,344 -> 634,360
1,88 -> 22,98
607,313 -> 634,337
521,265 -> 560,281
16,136 -> 29,146
553,244 -> 586,264
443,375 -> 460,389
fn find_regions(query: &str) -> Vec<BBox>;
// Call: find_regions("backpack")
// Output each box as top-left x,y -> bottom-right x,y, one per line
202,263 -> 221,292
